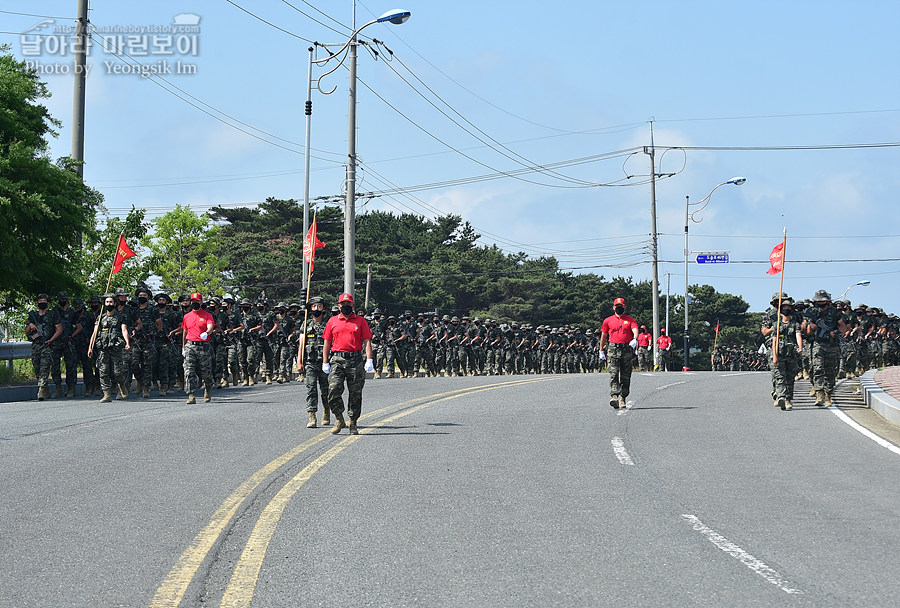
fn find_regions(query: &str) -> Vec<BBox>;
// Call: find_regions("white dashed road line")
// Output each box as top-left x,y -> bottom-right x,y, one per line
611,437 -> 634,465
681,514 -> 803,595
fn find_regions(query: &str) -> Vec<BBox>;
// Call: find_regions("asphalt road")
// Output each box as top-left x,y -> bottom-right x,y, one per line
1,372 -> 898,608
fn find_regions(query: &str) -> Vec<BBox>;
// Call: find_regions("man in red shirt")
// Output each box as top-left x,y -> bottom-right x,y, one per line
598,297 -> 639,409
322,293 -> 374,434
636,325 -> 652,371
656,329 -> 673,371
181,292 -> 215,404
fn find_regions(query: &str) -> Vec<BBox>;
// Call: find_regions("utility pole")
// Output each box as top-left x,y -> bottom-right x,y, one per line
302,46 -> 314,290
344,0 -> 358,298
644,121 -> 660,370
364,264 -> 372,311
72,0 -> 89,249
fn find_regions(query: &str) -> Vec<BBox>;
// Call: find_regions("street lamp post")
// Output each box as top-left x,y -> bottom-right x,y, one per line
683,176 -> 746,371
836,280 -> 871,301
311,6 -> 411,298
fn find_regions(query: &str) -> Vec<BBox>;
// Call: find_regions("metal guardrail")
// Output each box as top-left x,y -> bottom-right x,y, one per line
1,341 -> 33,369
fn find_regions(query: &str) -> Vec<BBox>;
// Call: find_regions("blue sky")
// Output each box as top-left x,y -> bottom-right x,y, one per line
4,1 -> 899,316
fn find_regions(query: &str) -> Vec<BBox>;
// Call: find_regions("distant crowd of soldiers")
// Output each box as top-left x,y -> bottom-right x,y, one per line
24,290 -> 676,401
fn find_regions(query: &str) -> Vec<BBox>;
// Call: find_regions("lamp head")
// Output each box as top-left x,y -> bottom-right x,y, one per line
857,280 -> 871,287
726,177 -> 747,186
377,9 -> 411,24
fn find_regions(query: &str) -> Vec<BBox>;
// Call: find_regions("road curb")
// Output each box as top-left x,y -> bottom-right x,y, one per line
859,369 -> 900,427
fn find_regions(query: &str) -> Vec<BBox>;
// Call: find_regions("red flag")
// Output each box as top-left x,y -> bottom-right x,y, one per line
112,234 -> 136,274
714,322 -> 720,337
303,220 -> 326,274
766,242 -> 784,275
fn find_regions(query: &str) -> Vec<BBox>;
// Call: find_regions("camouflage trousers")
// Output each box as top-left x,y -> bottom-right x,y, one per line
304,359 -> 329,412
183,342 -> 213,395
74,341 -> 95,390
384,343 -> 405,377
811,340 -> 840,393
607,343 -> 634,399
133,338 -> 157,387
327,352 -> 366,421
637,346 -> 651,371
250,339 -> 275,378
373,343 -> 385,375
51,340 -> 78,388
152,339 -> 170,389
97,346 -> 127,391
458,346 -> 474,375
770,351 -> 800,400
31,342 -> 53,388
416,344 -> 435,376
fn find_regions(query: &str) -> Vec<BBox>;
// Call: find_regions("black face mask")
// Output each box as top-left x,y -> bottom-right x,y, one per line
614,306 -> 625,315
37,302 -> 49,310
90,304 -> 100,312
389,321 -> 396,326
105,304 -> 116,312
138,297 -> 148,304
241,306 -> 251,313
781,307 -> 793,315
58,300 -> 68,308
118,299 -> 127,307
312,309 -> 324,317
158,302 -> 167,309
340,305 -> 353,316
191,302 -> 202,310
257,305 -> 266,312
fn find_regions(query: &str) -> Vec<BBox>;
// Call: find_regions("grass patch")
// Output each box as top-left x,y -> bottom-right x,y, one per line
0,359 -> 36,385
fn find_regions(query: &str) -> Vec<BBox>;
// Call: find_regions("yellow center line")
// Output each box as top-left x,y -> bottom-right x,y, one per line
219,378 -> 552,608
149,378 -> 553,608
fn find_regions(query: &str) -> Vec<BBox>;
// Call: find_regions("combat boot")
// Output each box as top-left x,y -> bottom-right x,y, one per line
809,387 -> 817,397
609,396 -> 620,409
66,384 -> 76,398
619,395 -> 627,409
219,377 -> 229,388
242,378 -> 249,387
141,382 -> 150,399
776,396 -> 785,409
37,386 -> 48,401
307,412 -> 317,428
100,389 -> 113,403
233,373 -> 240,387
815,390 -> 826,406
321,409 -> 331,426
117,382 -> 129,400
265,375 -> 272,385
331,413 -> 346,434
349,418 -> 359,435
204,388 -> 211,402
186,393 -> 196,404
51,384 -> 63,399
782,398 -> 793,411
824,392 -> 833,407
248,376 -> 256,386
160,385 -> 168,396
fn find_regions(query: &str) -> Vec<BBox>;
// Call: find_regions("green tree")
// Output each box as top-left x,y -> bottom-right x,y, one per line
79,206 -> 155,296
0,45 -> 102,299
149,205 -> 226,295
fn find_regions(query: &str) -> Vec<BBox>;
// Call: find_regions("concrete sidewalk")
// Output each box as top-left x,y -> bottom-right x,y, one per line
860,366 -> 900,427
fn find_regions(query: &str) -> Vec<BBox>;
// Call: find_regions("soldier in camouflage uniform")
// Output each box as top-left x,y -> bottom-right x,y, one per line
369,309 -> 386,378
761,296 -> 803,410
802,290 -> 849,407
88,294 -> 132,402
415,314 -> 437,377
152,293 -> 176,395
400,310 -> 417,378
434,315 -> 449,376
85,295 -> 103,395
273,302 -> 295,383
50,291 -> 81,398
383,315 -> 406,378
132,287 -> 161,398
71,298 -> 94,397
298,296 -> 330,427
26,293 -> 62,401
221,296 -> 245,386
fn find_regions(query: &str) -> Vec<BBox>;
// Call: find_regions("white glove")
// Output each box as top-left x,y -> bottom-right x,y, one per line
181,347 -> 187,357
200,331 -> 208,341
321,362 -> 331,374
599,351 -> 607,361
365,358 -> 374,372
629,339 -> 638,349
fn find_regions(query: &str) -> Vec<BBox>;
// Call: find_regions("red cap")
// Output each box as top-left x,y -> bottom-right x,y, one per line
190,292 -> 203,302
614,297 -> 626,307
338,293 -> 354,304
640,325 -> 647,329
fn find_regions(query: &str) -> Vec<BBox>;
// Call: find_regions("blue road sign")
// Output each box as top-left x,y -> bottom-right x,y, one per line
695,252 -> 729,264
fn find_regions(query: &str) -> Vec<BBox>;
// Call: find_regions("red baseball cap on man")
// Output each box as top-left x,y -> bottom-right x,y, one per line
338,293 -> 354,304
613,297 -> 626,307
190,292 -> 203,302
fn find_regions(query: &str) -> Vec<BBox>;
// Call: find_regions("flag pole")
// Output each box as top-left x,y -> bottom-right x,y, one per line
711,318 -> 720,368
103,232 -> 123,295
298,211 -> 317,370
772,227 -> 787,365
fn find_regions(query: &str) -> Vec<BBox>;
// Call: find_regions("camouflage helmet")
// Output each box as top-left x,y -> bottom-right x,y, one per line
388,314 -> 397,320
36,293 -> 50,302
57,290 -> 70,300
240,298 -> 251,306
155,292 -> 171,303
372,307 -> 382,315
88,295 -> 101,304
585,329 -> 593,335
306,296 -> 326,311
115,288 -> 128,297
72,297 -> 84,308
178,294 -> 190,303
289,302 -> 300,310
275,301 -> 287,310
780,297 -> 795,307
442,314 -> 451,321
451,316 -> 459,322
